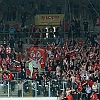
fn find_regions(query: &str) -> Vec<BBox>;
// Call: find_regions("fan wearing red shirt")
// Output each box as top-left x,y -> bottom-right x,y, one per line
0,56 -> 2,65
89,79 -> 94,87
8,70 -> 12,82
6,55 -> 10,65
2,73 -> 8,93
66,92 -> 73,100
17,52 -> 24,61
78,83 -> 82,92
30,25 -> 35,37
40,58 -> 45,72
32,72 -> 37,79
3,73 -> 7,80
69,52 -> 75,59
0,45 -> 2,55
13,23 -> 19,32
65,39 -> 69,46
90,92 -> 98,100
48,62 -> 52,72
2,58 -> 7,68
26,68 -> 31,77
81,78 -> 88,86
16,65 -> 21,72
56,53 -> 61,65
77,39 -> 82,47
6,44 -> 11,55
1,45 -> 5,58
77,82 -> 82,100
2,73 -> 8,85
76,74 -> 81,81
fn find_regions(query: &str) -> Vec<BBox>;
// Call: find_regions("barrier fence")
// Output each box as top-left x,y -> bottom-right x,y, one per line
0,79 -> 99,98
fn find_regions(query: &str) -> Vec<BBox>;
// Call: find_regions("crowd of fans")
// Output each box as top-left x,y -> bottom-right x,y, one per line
0,0 -> 100,100
0,27 -> 100,99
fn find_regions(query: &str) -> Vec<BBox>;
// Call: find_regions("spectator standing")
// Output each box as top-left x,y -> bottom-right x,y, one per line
21,11 -> 27,27
17,38 -> 24,53
60,92 -> 65,100
9,26 -> 15,39
66,92 -> 73,100
30,35 -> 38,47
40,57 -> 45,72
81,85 -> 86,100
32,81 -> 36,97
13,23 -> 20,33
2,73 -> 8,93
63,21 -> 69,37
75,18 -> 80,38
18,80 -> 22,97
69,21 -> 75,38
10,74 -> 15,92
23,26 -> 29,44
0,44 -> 5,59
83,19 -> 89,37
6,44 -> 11,57
9,37 -> 15,49
2,37 -> 7,50
34,26 -> 41,39
42,26 -> 47,39
48,26 -> 54,38
30,24 -> 35,38
92,82 -> 98,93
55,36 -> 62,46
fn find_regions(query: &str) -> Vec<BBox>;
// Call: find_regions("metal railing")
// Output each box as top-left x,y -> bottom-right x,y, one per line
0,80 -> 99,98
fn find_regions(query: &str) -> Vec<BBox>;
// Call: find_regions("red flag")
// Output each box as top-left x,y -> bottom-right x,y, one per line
27,46 -> 47,62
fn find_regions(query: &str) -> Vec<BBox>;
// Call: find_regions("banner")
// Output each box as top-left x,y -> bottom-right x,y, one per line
27,46 -> 47,62
35,14 -> 64,25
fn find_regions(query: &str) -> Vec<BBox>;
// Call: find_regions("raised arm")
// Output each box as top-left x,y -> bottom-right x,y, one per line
26,59 -> 32,63
13,60 -> 20,64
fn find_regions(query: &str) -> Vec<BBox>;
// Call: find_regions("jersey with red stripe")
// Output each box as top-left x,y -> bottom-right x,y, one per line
6,47 -> 11,54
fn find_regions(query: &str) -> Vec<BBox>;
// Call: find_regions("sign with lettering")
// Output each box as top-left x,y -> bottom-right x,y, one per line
35,14 -> 64,25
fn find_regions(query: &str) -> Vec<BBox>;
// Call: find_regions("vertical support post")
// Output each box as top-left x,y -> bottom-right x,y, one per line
22,82 -> 23,97
35,81 -> 37,97
63,81 -> 65,92
8,81 -> 10,97
48,81 -> 50,97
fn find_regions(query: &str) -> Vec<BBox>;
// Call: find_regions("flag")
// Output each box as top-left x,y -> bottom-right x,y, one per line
27,46 -> 47,62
